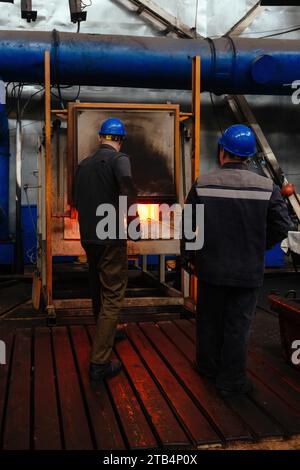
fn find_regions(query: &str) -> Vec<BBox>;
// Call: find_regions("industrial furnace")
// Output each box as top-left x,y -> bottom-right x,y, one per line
34,54 -> 200,317
60,102 -> 182,257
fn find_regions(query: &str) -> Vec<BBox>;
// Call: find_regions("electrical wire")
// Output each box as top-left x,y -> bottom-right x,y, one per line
73,86 -> 81,101
50,85 -> 81,103
24,185 -> 38,265
24,185 -> 37,233
6,83 -> 23,116
5,84 -> 45,120
20,87 -> 45,119
77,1 -> 92,33
8,121 -> 37,134
56,85 -> 65,109
5,82 -> 16,115
261,25 -> 300,38
231,24 -> 300,36
212,24 -> 300,40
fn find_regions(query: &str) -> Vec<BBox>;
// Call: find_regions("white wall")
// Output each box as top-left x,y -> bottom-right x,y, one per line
2,1 -> 300,38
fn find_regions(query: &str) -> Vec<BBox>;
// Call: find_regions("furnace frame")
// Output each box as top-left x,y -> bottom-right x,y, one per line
35,52 -> 200,319
67,102 -> 181,205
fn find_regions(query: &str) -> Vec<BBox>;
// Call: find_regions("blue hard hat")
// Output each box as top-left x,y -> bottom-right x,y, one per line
99,118 -> 127,138
218,124 -> 256,158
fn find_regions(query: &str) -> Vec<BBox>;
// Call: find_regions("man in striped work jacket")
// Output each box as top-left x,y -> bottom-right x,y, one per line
181,124 -> 294,397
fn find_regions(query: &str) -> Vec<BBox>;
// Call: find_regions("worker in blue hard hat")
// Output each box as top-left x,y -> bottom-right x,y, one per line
218,123 -> 257,158
99,117 -> 127,143
181,124 -> 294,397
74,117 -> 138,382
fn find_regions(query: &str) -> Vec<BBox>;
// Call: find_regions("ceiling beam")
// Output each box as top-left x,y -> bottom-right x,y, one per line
226,1 -> 266,36
112,0 -> 203,38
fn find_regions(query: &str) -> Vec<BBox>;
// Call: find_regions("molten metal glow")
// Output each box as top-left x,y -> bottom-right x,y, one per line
137,204 -> 160,222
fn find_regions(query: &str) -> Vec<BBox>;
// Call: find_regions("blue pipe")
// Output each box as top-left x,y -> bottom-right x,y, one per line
1,31 -> 299,243
0,31 -> 300,94
0,31 -> 299,245
0,79 -> 9,240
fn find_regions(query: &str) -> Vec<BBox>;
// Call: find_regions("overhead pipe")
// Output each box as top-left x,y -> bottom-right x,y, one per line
0,31 -> 300,95
1,30 -> 299,243
0,79 -> 9,240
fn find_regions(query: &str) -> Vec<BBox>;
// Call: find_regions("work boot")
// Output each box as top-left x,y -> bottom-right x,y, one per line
115,325 -> 126,341
193,361 -> 216,381
89,359 -> 122,381
217,378 -> 253,398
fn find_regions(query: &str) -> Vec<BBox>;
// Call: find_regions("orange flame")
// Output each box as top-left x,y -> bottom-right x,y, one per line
137,204 -> 160,222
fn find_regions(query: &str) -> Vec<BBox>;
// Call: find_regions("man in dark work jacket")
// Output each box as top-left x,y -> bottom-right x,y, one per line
181,124 -> 294,397
74,118 -> 137,381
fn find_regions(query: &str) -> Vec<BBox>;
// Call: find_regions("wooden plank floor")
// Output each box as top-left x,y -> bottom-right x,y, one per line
0,320 -> 300,450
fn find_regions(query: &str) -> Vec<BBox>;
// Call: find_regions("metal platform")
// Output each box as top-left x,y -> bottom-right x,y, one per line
0,269 -> 185,326
1,318 -> 300,450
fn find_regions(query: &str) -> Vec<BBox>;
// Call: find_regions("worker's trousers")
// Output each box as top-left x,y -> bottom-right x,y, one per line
83,243 -> 128,365
196,280 -> 259,390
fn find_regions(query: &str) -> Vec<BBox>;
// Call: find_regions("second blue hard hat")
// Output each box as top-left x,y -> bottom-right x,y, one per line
99,118 -> 127,139
219,124 -> 256,158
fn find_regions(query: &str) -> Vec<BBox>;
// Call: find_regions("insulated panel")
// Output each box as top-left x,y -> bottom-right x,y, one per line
76,108 -> 176,202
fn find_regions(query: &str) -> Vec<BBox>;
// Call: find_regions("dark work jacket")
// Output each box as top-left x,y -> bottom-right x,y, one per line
181,163 -> 294,288
0,205 -> 5,225
73,144 -> 137,245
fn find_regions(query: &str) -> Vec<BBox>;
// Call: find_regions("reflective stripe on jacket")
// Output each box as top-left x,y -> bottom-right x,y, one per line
181,162 -> 293,287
